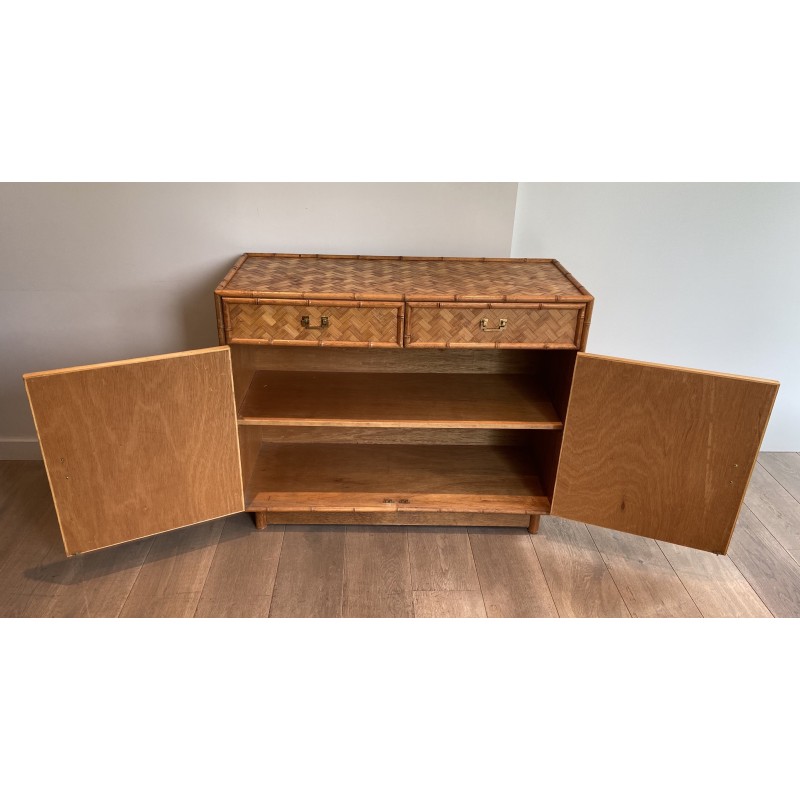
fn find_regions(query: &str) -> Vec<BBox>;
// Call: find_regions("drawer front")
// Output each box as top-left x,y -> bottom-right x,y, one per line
405,302 -> 585,348
223,299 -> 403,347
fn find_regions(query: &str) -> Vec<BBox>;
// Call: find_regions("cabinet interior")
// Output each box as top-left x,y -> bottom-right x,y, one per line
231,345 -> 577,522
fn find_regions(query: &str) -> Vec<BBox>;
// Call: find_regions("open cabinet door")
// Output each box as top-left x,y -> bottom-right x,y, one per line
551,353 -> 778,554
24,347 -> 244,555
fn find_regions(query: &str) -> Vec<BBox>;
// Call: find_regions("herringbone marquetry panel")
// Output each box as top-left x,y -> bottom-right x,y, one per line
407,305 -> 581,348
225,301 -> 402,346
223,255 -> 584,300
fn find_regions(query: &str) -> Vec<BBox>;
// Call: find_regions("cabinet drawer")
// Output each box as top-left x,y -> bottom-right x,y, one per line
405,302 -> 586,349
223,299 -> 404,347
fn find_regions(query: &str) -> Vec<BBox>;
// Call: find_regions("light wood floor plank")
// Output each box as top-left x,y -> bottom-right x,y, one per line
532,517 -> 629,617
407,527 -> 480,591
587,526 -> 702,617
657,541 -> 771,618
343,526 -> 412,618
413,590 -> 486,618
269,526 -> 345,617
0,460 -> 21,506
0,466 -> 67,616
0,461 -> 45,540
5,457 -> 800,618
23,537 -> 152,617
727,506 -> 800,618
0,462 -> 54,565
0,538 -> 64,615
758,452 -> 800,502
119,519 -> 223,617
743,463 -> 800,553
195,514 -> 284,618
0,460 -> 41,501
469,529 -> 558,617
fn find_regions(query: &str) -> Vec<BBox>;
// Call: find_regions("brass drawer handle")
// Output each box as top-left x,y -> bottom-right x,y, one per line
480,318 -> 507,332
301,315 -> 329,329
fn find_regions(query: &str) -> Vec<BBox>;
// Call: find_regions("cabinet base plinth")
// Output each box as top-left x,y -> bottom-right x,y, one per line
528,515 -> 541,534
248,511 -> 532,528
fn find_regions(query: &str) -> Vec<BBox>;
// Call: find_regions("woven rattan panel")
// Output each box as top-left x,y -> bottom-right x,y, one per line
222,255 -> 584,301
406,304 -> 582,348
224,300 -> 403,347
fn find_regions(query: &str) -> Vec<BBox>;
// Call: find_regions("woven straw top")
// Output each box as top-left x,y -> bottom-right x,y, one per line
218,254 -> 591,302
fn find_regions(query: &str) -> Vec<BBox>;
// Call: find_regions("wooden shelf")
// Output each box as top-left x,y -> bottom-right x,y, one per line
238,370 -> 562,429
244,443 -> 551,515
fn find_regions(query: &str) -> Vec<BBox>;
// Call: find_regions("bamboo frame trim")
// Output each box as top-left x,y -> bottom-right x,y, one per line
404,342 -> 580,350
227,339 -> 402,348
221,298 -> 405,348
213,254 -> 595,351
404,301 -> 588,350
242,253 -> 560,263
225,298 -> 404,309
579,298 -> 594,351
215,253 -> 595,304
407,302 -> 587,310
552,259 -> 592,297
215,254 -> 247,292
219,289 -> 591,303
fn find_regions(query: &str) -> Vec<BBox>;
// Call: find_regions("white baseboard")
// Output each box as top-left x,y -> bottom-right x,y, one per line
0,438 -> 42,459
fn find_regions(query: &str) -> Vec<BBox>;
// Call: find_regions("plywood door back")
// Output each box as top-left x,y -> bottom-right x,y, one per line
552,353 -> 778,554
25,347 -> 244,555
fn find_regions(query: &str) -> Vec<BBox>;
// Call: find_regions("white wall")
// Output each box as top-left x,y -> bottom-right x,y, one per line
0,183 -> 518,457
4,182 -> 797,455
511,183 -> 800,450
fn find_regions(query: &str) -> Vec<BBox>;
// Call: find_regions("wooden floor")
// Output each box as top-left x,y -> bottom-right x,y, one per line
2,454 -> 800,617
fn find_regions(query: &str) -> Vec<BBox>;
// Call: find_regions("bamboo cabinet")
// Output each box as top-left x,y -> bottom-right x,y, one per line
24,254 -> 779,557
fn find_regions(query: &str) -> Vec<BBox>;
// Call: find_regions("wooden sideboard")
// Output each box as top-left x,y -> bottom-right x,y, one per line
24,253 -> 779,557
